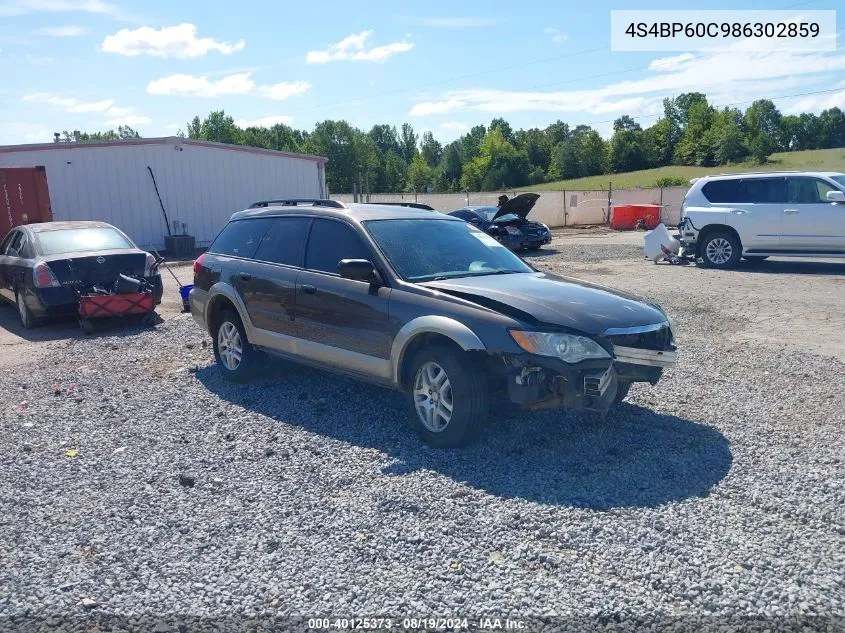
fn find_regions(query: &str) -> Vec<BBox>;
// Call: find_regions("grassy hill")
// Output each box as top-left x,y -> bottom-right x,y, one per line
530,147 -> 845,191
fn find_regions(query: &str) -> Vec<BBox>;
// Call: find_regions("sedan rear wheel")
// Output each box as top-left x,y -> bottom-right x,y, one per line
16,291 -> 36,330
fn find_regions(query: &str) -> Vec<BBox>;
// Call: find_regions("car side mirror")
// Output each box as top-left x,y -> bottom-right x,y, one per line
338,259 -> 382,284
826,190 -> 845,203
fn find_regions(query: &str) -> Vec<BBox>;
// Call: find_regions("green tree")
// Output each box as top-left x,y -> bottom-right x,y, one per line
744,99 -> 782,163
441,142 -> 463,183
399,123 -> 418,163
577,130 -> 608,176
304,120 -> 366,193
382,150 -> 408,192
460,125 -> 486,162
707,108 -> 747,164
818,107 -> 845,148
420,131 -> 443,168
406,153 -> 433,192
609,116 -> 647,172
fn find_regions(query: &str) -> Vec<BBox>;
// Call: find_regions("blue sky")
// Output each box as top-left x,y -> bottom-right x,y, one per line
0,0 -> 843,145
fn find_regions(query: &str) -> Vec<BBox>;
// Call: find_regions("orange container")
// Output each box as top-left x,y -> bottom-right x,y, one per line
611,204 -> 661,230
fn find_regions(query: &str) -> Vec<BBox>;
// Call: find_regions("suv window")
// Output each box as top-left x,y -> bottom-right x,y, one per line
209,219 -> 273,259
305,219 -> 370,274
787,177 -> 837,203
253,217 -> 311,267
702,177 -> 786,203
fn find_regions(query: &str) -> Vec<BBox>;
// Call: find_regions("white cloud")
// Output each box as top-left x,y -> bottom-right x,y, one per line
101,23 -> 245,58
257,80 -> 311,100
147,72 -> 311,100
102,114 -> 151,127
648,53 -> 695,72
421,17 -> 499,29
0,122 -> 50,144
35,24 -> 86,36
22,92 -> 149,126
440,121 -> 469,131
24,53 -> 55,65
0,0 -> 121,17
147,72 -> 255,97
410,50 -> 845,119
783,89 -> 845,114
543,27 -> 568,43
306,30 -> 413,64
234,115 -> 294,128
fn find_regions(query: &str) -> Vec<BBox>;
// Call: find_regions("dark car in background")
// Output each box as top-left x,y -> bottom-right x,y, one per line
448,193 -> 551,251
190,201 -> 676,447
0,221 -> 163,329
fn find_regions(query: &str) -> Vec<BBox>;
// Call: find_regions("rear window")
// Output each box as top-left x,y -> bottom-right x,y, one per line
701,178 -> 785,204
209,219 -> 273,259
37,228 -> 133,256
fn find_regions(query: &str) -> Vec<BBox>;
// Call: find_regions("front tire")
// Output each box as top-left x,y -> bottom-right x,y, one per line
16,290 -> 36,330
700,231 -> 742,269
212,310 -> 260,382
407,344 -> 489,448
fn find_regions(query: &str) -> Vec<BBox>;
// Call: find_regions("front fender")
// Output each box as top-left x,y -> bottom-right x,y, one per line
390,315 -> 486,384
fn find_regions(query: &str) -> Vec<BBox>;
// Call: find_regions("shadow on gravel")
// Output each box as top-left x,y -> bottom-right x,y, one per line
197,364 -> 732,510
520,248 -> 561,259
734,259 -> 845,275
0,304 -> 163,342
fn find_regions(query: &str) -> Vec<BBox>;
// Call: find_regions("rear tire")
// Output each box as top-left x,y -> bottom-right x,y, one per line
212,309 -> 260,382
16,290 -> 36,330
700,231 -> 742,269
406,343 -> 489,448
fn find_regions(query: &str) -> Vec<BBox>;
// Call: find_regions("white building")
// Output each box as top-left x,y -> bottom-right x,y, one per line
0,137 -> 328,250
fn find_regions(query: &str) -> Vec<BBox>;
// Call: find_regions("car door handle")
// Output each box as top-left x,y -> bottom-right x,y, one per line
239,272 -> 251,281
300,284 -> 316,294
783,209 -> 799,214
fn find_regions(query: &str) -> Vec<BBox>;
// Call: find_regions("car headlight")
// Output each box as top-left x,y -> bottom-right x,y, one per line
510,331 -> 611,363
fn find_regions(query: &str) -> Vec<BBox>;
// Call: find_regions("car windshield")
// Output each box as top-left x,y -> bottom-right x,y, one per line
37,228 -> 133,256
365,219 -> 533,282
830,175 -> 845,188
479,207 -> 519,223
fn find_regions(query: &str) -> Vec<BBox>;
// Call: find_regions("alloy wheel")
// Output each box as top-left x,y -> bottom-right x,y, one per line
413,361 -> 454,432
705,237 -> 732,265
217,321 -> 243,371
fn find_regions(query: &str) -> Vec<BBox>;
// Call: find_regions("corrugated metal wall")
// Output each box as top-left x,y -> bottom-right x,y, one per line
0,140 -> 325,250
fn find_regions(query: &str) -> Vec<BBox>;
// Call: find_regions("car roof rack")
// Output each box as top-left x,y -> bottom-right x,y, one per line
248,198 -> 346,209
362,201 -> 436,211
709,170 -> 801,177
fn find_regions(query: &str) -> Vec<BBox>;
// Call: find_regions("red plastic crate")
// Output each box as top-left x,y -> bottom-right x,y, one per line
78,291 -> 154,319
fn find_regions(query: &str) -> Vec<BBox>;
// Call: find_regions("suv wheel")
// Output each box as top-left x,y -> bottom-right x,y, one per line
701,231 -> 741,269
407,344 -> 489,447
213,310 -> 259,382
16,290 -> 36,330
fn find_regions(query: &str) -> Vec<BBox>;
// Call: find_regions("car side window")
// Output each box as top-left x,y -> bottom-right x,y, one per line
208,218 -> 273,259
738,178 -> 786,204
451,211 -> 471,221
305,219 -> 371,274
787,177 -> 836,204
253,217 -> 311,267
17,234 -> 32,259
0,231 -> 16,255
702,180 -> 740,203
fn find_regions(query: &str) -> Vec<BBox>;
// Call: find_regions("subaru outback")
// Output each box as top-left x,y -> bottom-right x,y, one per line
190,200 -> 676,447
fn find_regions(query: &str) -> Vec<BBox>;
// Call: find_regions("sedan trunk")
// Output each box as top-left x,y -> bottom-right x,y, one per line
44,249 -> 147,289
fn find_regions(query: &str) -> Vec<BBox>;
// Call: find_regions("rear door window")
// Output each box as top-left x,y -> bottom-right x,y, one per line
0,231 -> 19,255
787,177 -> 837,203
739,178 -> 786,204
5,231 -> 24,256
209,219 -> 273,259
253,217 -> 311,267
305,219 -> 370,274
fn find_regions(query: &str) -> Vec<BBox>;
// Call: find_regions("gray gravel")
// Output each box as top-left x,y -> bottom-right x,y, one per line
1,247 -> 844,632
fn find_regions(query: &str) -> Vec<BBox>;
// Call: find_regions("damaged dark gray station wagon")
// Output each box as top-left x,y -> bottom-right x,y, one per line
191,200 -> 676,447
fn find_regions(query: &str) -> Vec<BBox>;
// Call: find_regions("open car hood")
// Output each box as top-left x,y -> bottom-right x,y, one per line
492,192 -> 540,222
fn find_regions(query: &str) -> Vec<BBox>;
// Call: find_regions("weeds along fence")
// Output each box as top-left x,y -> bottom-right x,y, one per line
332,185 -> 688,229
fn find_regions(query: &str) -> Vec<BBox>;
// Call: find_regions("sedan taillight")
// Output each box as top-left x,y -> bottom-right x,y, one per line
33,262 -> 60,288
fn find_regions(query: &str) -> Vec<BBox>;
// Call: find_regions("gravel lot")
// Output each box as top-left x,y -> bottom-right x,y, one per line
1,232 -> 843,632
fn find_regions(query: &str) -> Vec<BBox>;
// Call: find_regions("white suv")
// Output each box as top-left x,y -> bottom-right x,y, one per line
679,171 -> 845,268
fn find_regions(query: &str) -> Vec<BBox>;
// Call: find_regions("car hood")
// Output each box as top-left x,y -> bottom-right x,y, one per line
421,272 -> 667,335
492,192 -> 540,221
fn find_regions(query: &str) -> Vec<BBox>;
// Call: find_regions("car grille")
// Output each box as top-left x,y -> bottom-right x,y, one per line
605,323 -> 674,351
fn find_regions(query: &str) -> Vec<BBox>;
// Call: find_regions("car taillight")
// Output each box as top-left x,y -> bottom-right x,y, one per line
193,253 -> 206,277
33,262 -> 60,288
144,252 -> 156,276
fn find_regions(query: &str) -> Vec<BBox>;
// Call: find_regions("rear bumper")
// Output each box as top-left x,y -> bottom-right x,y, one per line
189,286 -> 209,331
22,274 -> 163,319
